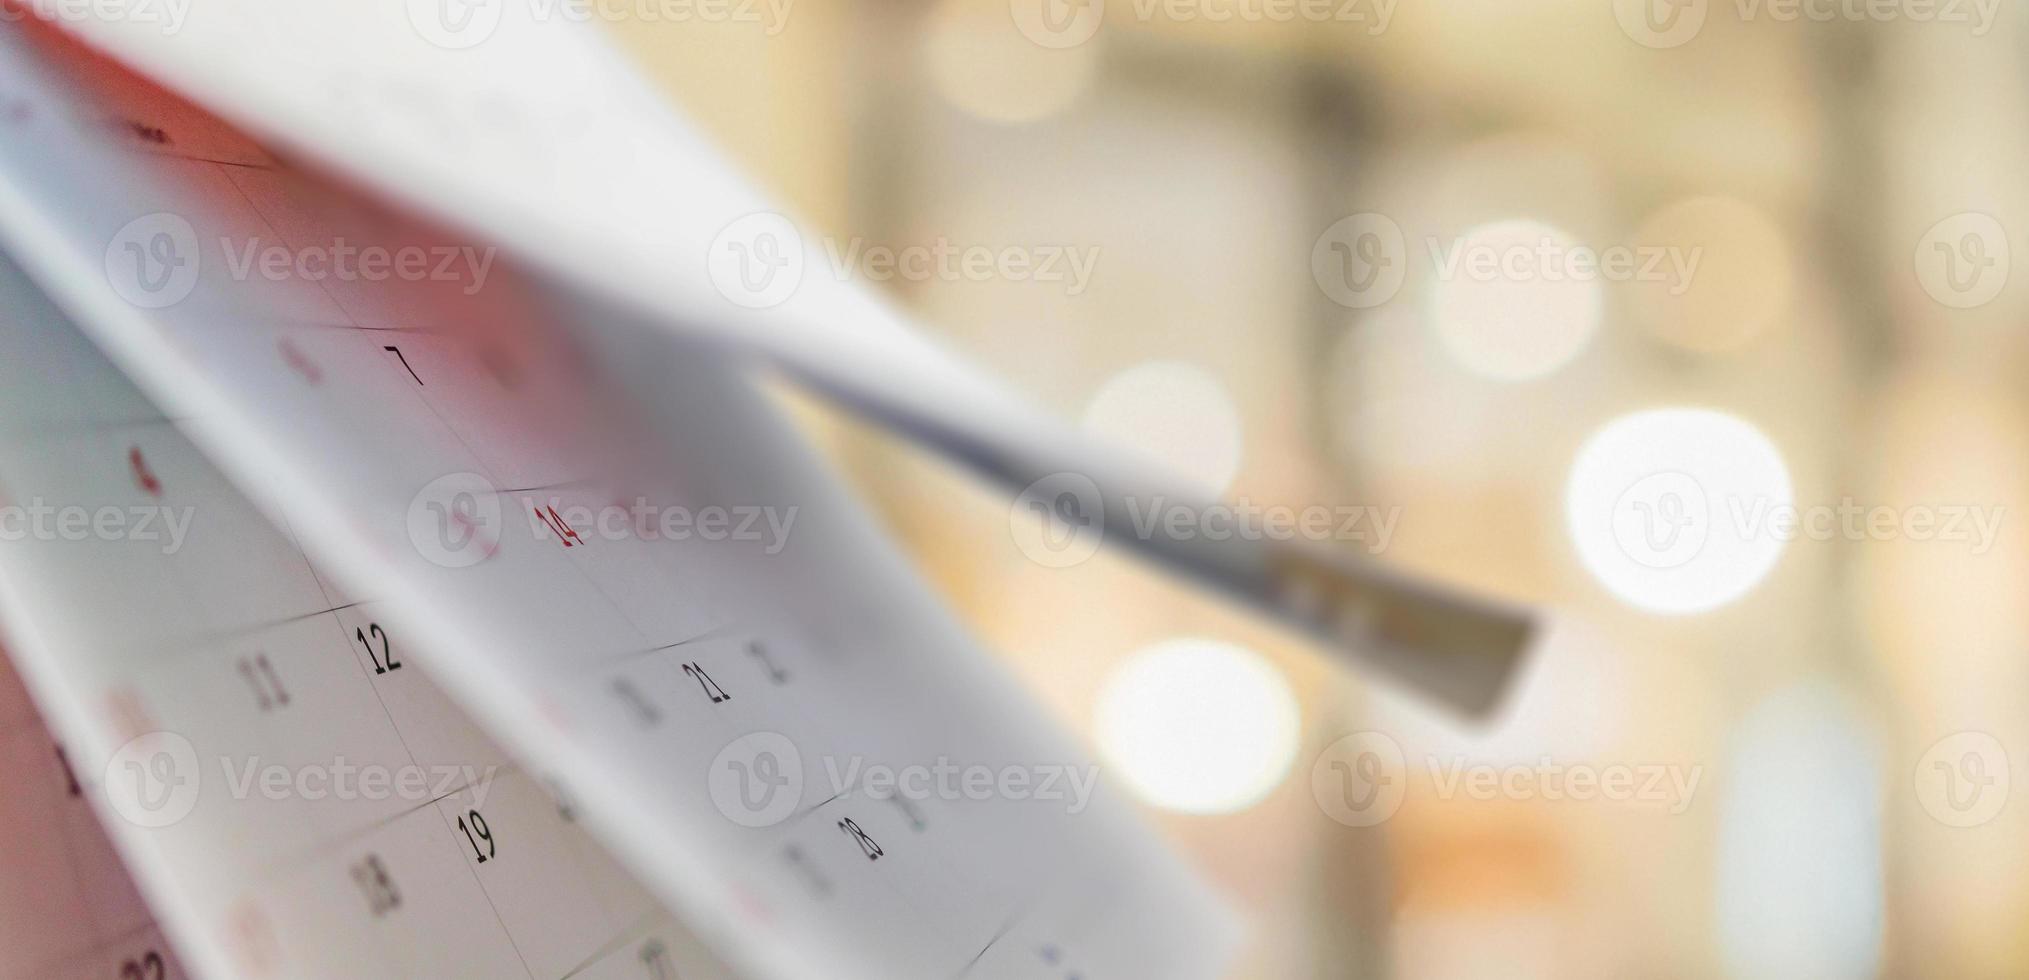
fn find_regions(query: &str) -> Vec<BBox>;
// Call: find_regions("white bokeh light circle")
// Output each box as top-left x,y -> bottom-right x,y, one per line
1095,638 -> 1300,815
1565,408 -> 1792,614
923,0 -> 1099,123
1081,361 -> 1244,497
1427,219 -> 1602,381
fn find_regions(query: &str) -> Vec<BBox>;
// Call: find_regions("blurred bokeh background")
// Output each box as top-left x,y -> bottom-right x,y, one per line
605,2 -> 2026,976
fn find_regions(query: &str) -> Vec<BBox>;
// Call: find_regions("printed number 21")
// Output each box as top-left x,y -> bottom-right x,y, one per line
682,663 -> 730,704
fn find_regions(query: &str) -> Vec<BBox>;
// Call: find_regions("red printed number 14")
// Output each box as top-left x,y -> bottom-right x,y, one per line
531,502 -> 585,548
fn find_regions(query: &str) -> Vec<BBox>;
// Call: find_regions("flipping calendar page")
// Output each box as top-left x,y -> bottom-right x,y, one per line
0,18 -> 1237,980
0,250 -> 737,980
0,644 -> 190,980
30,0 -> 1533,717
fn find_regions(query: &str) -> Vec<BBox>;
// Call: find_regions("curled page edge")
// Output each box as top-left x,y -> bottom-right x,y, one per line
0,26 -> 1243,980
32,5 -> 1536,717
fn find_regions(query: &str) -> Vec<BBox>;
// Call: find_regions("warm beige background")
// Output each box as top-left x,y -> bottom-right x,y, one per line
607,3 -> 2029,976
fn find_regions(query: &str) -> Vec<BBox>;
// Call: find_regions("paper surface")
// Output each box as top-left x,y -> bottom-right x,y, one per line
0,247 -> 736,980
0,21 -> 1237,980
0,647 -> 190,980
29,0 -> 1533,716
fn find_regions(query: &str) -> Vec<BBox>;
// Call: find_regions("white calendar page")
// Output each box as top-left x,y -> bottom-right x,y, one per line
0,20 -> 1236,980
0,250 -> 735,980
0,647 -> 189,980
32,0 -> 1534,718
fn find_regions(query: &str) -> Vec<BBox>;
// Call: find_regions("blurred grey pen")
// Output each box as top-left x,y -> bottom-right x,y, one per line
783,360 -> 1538,720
